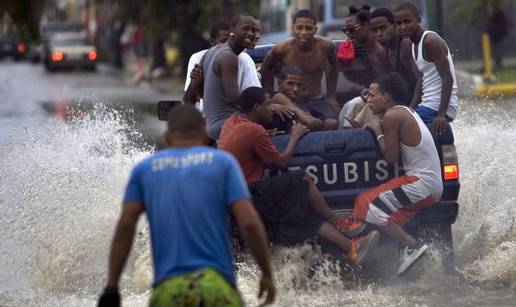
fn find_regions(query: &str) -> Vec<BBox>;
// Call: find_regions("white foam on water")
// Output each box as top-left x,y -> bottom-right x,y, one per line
452,100 -> 516,290
0,103 -> 153,305
1,98 -> 516,306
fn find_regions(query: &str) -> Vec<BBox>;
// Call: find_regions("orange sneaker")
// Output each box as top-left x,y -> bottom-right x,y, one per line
335,215 -> 366,237
348,230 -> 379,265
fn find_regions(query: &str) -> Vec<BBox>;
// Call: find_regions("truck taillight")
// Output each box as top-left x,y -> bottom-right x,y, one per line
442,145 -> 459,181
52,51 -> 63,61
88,50 -> 97,61
17,42 -> 26,53
443,164 -> 459,180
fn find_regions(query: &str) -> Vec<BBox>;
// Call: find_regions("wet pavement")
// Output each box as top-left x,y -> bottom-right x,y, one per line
0,61 -> 175,146
1,60 -> 516,306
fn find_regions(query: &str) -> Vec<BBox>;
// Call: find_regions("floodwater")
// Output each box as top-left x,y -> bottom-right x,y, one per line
1,63 -> 516,306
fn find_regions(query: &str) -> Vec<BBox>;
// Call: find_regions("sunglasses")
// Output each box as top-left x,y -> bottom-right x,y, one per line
341,24 -> 362,34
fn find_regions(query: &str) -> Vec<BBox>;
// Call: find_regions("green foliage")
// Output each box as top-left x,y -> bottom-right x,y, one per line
494,67 -> 516,83
447,0 -> 513,25
0,0 -> 44,41
97,0 -> 260,44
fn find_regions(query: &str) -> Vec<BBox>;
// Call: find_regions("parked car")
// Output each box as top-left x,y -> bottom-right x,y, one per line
0,33 -> 26,61
44,33 -> 97,72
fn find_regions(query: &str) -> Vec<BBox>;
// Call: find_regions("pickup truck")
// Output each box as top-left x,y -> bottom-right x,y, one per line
248,41 -> 460,269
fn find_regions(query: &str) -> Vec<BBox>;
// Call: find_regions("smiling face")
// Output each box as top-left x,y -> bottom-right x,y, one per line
278,74 -> 303,100
394,9 -> 420,40
292,17 -> 317,47
369,16 -> 396,47
367,83 -> 389,115
233,17 -> 261,49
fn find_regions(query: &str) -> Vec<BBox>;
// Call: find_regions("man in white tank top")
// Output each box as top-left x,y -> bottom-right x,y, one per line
394,3 -> 458,136
337,73 -> 443,274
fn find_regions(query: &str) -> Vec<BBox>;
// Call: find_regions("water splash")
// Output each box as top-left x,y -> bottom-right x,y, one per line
452,100 -> 516,290
0,103 -> 153,305
1,98 -> 516,306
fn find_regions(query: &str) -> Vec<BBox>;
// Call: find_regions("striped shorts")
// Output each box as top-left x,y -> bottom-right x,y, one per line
352,175 -> 436,226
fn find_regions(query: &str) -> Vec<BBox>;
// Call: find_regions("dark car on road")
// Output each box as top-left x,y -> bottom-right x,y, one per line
0,33 -> 26,61
44,32 -> 97,72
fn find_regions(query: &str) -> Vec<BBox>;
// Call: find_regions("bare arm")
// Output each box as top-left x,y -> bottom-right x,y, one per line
426,34 -> 453,134
368,38 -> 391,76
183,86 -> 200,105
325,42 -> 340,113
400,39 -> 422,108
408,64 -> 422,109
271,123 -> 309,169
218,51 -> 240,106
189,55 -> 205,98
261,47 -> 281,93
231,198 -> 275,305
367,111 -> 401,166
106,201 -> 144,288
272,93 -> 323,130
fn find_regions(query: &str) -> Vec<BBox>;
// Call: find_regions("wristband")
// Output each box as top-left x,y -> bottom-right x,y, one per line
376,134 -> 384,140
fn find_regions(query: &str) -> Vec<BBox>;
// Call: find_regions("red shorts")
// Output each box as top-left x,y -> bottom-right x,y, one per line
352,175 -> 436,226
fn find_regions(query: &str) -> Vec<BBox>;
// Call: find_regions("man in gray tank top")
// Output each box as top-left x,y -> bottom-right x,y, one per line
193,16 -> 261,140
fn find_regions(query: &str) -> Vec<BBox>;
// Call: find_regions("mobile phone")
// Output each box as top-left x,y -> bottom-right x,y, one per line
157,100 -> 182,121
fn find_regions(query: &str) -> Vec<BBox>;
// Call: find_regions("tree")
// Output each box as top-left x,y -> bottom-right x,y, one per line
0,0 -> 45,41
96,0 -> 260,72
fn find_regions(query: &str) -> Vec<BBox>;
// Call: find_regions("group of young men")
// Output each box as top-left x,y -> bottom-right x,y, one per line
98,2 -> 458,306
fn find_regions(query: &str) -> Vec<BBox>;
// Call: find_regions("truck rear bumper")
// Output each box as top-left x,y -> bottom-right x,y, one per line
332,201 -> 459,226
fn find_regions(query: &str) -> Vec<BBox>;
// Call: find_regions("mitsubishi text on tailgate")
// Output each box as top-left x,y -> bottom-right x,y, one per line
249,42 -> 460,269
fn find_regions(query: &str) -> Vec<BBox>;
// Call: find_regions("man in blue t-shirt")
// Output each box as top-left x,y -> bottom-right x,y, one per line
98,105 -> 275,307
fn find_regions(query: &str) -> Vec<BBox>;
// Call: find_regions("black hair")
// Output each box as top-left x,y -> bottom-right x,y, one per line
395,2 -> 420,17
230,15 -> 256,29
240,87 -> 267,113
292,9 -> 317,24
370,7 -> 395,24
278,65 -> 303,81
372,72 -> 410,105
349,5 -> 371,24
210,21 -> 230,40
167,105 -> 206,133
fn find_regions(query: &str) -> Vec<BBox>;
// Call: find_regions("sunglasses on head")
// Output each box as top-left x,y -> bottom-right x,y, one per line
342,24 -> 362,34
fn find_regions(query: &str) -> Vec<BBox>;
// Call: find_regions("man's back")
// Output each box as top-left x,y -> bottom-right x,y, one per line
124,146 -> 249,286
390,105 -> 442,200
218,114 -> 280,183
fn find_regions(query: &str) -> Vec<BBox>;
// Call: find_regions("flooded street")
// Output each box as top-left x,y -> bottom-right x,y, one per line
1,62 -> 516,306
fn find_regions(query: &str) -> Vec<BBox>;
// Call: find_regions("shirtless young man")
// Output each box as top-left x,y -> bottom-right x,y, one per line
369,7 -> 418,97
261,9 -> 340,120
338,5 -> 390,128
394,2 -> 458,135
272,65 -> 340,131
342,73 -> 443,275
